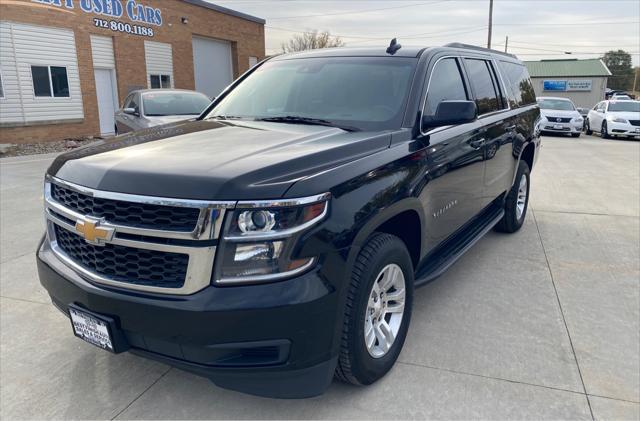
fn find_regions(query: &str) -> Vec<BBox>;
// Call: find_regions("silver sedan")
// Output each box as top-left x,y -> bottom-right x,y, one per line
115,89 -> 211,134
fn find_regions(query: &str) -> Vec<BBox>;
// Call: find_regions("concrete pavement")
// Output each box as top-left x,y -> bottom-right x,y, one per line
1,135 -> 638,419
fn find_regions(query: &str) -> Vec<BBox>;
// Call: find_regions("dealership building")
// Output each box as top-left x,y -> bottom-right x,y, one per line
524,58 -> 612,109
0,0 -> 265,143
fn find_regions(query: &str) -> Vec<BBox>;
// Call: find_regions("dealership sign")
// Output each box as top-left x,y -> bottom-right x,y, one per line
543,79 -> 592,92
32,0 -> 162,37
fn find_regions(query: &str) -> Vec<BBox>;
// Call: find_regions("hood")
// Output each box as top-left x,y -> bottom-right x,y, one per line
540,109 -> 581,119
145,115 -> 199,125
49,120 -> 391,200
606,111 -> 640,120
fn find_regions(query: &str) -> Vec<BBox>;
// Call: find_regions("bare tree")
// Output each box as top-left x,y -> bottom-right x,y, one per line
281,30 -> 344,53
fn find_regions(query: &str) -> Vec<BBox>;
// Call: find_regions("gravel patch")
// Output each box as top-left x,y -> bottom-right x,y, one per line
0,137 -> 102,158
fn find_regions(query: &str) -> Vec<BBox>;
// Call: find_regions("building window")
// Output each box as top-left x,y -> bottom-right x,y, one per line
150,74 -> 171,89
31,65 -> 70,97
249,56 -> 258,68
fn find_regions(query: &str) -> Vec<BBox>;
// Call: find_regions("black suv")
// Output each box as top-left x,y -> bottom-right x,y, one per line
37,42 -> 540,398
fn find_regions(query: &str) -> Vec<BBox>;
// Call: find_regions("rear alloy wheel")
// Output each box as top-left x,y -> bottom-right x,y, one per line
601,121 -> 611,139
495,160 -> 530,233
335,233 -> 414,386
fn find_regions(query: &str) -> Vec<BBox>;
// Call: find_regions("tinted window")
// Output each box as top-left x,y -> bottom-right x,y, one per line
142,92 -> 211,116
50,66 -> 69,97
208,57 -> 417,132
464,59 -> 500,114
31,66 -> 51,97
424,58 -> 468,116
499,61 -> 536,107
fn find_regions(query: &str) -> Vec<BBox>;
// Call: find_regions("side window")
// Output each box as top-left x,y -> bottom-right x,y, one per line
464,58 -> 501,114
424,58 -> 468,116
123,94 -> 134,108
499,61 -> 536,107
129,95 -> 139,111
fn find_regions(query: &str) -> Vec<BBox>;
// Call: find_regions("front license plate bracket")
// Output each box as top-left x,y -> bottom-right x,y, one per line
68,304 -> 129,353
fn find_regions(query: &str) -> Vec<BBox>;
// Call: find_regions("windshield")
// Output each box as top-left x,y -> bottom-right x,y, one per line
142,92 -> 211,116
538,99 -> 575,111
206,57 -> 418,131
608,101 -> 640,112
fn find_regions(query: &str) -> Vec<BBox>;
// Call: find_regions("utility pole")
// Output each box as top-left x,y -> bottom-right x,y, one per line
504,35 -> 508,53
487,0 -> 494,49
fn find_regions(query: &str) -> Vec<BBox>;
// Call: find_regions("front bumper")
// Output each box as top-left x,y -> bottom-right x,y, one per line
37,238 -> 341,398
607,121 -> 640,138
540,120 -> 583,134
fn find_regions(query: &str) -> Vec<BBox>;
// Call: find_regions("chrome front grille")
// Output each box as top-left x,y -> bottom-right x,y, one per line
44,176 -> 235,295
51,183 -> 200,231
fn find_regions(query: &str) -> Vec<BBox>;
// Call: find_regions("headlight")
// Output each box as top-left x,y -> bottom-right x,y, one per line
574,117 -> 584,123
215,194 -> 330,284
609,117 -> 628,124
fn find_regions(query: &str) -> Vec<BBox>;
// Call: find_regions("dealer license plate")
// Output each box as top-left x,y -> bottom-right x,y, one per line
553,124 -> 564,130
69,306 -> 114,352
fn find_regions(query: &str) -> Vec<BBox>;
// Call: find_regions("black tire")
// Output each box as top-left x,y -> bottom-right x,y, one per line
571,133 -> 580,138
335,233 -> 414,386
601,121 -> 610,139
495,160 -> 530,233
585,119 -> 593,135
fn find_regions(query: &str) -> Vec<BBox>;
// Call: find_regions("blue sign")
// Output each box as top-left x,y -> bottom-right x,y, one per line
32,0 -> 162,26
543,80 -> 567,91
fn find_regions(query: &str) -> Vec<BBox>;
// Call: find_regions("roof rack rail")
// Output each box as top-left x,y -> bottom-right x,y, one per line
443,42 -> 517,59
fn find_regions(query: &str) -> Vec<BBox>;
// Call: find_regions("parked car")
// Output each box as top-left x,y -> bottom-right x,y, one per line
536,96 -> 583,137
576,107 -> 590,130
586,100 -> 640,139
115,89 -> 211,134
37,42 -> 541,398
611,94 -> 632,100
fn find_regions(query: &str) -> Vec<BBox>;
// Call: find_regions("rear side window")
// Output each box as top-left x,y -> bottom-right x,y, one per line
464,59 -> 501,115
424,58 -> 468,116
499,61 -> 536,107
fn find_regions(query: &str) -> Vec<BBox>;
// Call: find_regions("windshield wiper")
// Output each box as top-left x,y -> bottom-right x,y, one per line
256,116 -> 360,132
207,115 -> 245,120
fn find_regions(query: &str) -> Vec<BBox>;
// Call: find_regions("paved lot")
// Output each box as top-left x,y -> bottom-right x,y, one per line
1,134 -> 638,420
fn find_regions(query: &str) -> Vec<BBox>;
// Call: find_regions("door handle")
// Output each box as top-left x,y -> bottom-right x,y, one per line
506,124 -> 516,131
469,138 -> 485,149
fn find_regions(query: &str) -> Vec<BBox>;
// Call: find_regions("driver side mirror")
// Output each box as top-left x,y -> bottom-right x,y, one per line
124,107 -> 139,116
422,100 -> 478,131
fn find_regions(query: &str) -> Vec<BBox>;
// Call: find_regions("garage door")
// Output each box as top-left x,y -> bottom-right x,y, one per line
192,36 -> 233,99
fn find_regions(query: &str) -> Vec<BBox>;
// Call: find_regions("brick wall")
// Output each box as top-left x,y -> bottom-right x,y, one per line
0,0 -> 265,144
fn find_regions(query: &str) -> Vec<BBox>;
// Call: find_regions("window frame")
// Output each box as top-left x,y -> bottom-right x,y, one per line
419,55 -> 473,136
461,57 -> 504,117
423,56 -> 470,117
30,64 -> 71,99
149,73 -> 171,89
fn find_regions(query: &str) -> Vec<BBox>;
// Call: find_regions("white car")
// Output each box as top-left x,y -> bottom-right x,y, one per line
611,94 -> 632,100
586,100 -> 640,140
537,96 -> 583,137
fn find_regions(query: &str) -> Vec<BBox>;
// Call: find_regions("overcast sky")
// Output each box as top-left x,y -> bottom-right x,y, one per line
213,0 -> 640,65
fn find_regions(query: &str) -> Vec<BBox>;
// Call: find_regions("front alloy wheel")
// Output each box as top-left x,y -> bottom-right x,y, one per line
515,174 -> 528,221
335,233 -> 414,385
364,264 -> 406,358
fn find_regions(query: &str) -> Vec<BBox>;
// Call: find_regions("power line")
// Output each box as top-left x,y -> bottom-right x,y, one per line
265,0 -> 450,20
506,40 -> 639,49
266,24 -> 488,41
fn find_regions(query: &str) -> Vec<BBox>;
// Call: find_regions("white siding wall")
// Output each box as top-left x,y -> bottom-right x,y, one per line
90,35 -> 115,69
0,21 -> 84,125
144,41 -> 173,88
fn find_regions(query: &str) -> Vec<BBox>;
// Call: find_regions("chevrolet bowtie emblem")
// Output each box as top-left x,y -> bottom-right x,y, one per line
75,218 -> 114,245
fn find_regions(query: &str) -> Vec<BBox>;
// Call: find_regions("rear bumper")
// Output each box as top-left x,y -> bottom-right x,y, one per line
37,238 -> 342,398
